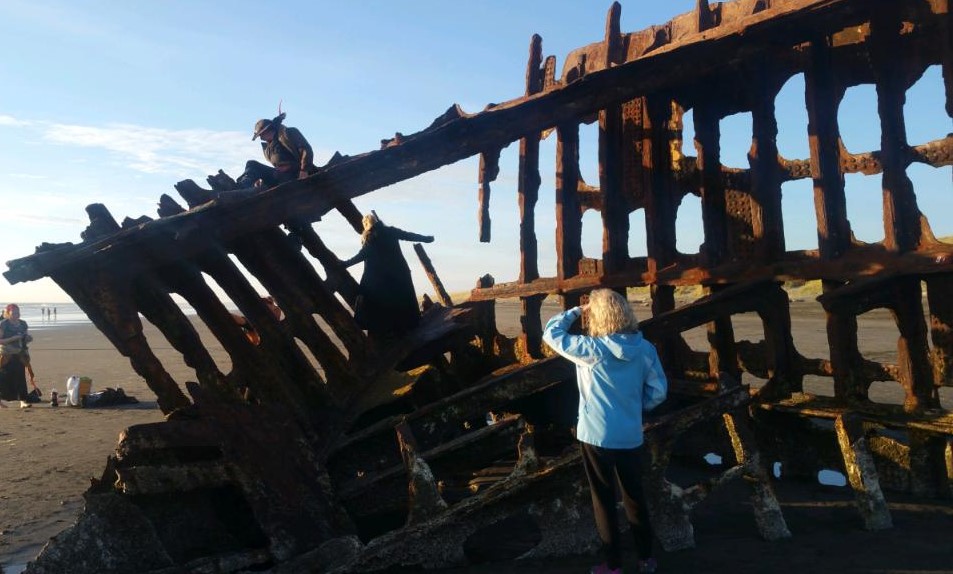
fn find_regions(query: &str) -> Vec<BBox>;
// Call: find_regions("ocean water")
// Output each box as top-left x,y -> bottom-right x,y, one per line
2,302 -> 201,331
3,302 -> 90,330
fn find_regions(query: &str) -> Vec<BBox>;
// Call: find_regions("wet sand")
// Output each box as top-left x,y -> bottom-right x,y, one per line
1,302 -> 950,573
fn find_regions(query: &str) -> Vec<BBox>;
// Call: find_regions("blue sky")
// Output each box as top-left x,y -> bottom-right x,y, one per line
1,1 -> 949,304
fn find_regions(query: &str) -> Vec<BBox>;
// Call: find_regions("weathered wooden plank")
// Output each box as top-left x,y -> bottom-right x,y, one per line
290,225 -> 360,307
413,243 -> 452,307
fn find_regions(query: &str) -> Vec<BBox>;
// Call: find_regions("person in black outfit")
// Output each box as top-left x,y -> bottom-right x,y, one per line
0,304 -> 34,408
342,213 -> 434,339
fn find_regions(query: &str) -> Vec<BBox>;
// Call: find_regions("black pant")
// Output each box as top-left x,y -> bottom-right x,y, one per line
236,160 -> 295,189
580,442 -> 654,569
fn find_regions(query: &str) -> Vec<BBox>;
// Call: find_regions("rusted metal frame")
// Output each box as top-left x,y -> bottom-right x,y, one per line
704,285 -> 741,382
694,100 -> 729,265
755,283 -> 803,399
722,408 -> 792,539
555,122 -> 584,310
945,0 -> 952,119
926,274 -> 953,387
119,402 -> 350,559
395,420 -> 448,524
190,244 -> 338,411
870,5 -> 922,252
64,205 -> 193,413
693,97 -> 741,385
470,274 -> 499,359
599,2 -> 630,276
805,35 -> 867,404
336,416 -> 524,506
478,148 -> 501,243
598,98 -> 629,274
339,385 -> 754,569
824,281 -> 869,402
329,358 -> 575,477
834,413 -> 893,529
84,203 -> 233,402
468,243 -> 953,302
518,34 -> 545,359
291,225 -> 359,307
839,136 -> 953,176
641,280 -> 774,342
6,0 -> 887,286
155,195 -> 297,401
644,95 -> 680,271
641,93 -> 685,371
225,233 -> 359,385
747,64 -> 786,262
761,393 -> 953,434
130,271 -> 233,401
907,430 -> 952,498
820,275 -> 936,411
645,384 -> 753,551
234,229 -> 365,360
52,268 -> 191,413
413,243 -> 452,307
888,278 -> 938,412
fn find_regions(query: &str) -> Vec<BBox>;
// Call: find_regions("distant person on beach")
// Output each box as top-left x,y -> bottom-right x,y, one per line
0,304 -> 36,408
236,109 -> 316,189
542,289 -> 668,574
342,213 -> 434,339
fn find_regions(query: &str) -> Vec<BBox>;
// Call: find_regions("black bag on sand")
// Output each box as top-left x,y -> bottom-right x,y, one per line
84,387 -> 139,408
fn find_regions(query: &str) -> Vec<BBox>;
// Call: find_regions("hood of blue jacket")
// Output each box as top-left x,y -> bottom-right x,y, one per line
596,331 -> 644,362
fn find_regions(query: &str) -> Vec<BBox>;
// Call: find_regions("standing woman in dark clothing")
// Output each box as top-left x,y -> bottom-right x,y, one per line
342,213 -> 434,339
0,304 -> 34,408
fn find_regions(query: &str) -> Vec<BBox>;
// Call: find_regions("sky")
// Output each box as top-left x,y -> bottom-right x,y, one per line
0,0 -> 949,305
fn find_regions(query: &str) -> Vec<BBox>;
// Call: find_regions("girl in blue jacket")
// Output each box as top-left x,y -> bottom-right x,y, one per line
543,289 -> 667,574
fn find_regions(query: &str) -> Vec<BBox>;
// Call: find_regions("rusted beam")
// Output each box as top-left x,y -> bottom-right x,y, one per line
870,4 -> 922,252
695,100 -> 729,265
556,123 -> 583,283
600,1 -> 630,275
9,0 -> 892,286
413,243 -> 452,307
834,413 -> 893,529
478,148 -> 501,243
748,64 -> 785,262
468,244 -> 953,301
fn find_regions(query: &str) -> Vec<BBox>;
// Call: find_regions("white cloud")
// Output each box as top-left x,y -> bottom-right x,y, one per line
42,122 -> 252,178
0,115 -> 31,127
8,173 -> 48,180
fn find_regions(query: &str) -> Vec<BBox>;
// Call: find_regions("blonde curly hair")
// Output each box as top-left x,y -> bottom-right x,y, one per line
586,289 -> 639,337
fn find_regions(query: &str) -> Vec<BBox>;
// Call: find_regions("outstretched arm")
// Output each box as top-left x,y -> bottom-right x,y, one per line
390,227 -> 434,243
342,245 -> 368,268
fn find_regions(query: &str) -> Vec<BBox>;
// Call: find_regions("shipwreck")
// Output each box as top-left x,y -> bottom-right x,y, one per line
4,0 -> 952,572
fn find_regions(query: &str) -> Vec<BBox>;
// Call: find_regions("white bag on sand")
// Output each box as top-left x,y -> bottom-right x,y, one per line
65,375 -> 81,406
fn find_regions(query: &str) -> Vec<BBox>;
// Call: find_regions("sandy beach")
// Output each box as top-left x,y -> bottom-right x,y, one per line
1,302 -> 951,573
